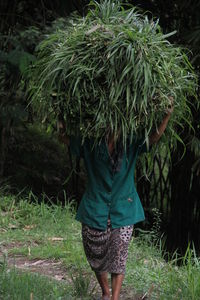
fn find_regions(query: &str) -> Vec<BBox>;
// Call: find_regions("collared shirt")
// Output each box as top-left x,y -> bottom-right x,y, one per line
70,136 -> 147,230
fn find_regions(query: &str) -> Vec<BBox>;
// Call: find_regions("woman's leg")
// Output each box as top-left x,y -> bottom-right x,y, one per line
111,273 -> 124,300
81,224 -> 111,298
95,272 -> 110,299
109,225 -> 133,299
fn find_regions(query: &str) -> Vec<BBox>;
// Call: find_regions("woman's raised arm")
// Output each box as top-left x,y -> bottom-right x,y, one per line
149,97 -> 174,145
57,114 -> 69,146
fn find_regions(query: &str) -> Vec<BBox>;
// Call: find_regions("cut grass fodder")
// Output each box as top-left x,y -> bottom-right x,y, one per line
28,0 -> 197,147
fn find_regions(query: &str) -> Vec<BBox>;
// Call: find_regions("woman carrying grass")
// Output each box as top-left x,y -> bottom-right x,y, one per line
30,2 -> 196,299
58,103 -> 173,300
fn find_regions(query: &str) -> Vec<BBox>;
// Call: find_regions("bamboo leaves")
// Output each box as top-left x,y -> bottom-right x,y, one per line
28,0 -> 198,146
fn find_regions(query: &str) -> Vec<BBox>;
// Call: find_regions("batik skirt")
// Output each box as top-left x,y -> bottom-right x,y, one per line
82,222 -> 133,274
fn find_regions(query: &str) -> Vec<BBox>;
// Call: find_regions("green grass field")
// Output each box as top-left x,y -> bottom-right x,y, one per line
0,192 -> 200,299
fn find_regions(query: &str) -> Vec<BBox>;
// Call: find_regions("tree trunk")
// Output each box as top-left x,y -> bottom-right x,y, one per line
167,145 -> 200,253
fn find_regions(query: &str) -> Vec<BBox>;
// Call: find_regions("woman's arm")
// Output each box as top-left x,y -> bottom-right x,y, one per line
149,98 -> 174,145
57,114 -> 69,146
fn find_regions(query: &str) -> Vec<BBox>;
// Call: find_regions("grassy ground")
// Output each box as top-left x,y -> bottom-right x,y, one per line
0,192 -> 200,299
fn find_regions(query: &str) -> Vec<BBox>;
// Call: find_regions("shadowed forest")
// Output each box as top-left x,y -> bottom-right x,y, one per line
0,0 -> 200,258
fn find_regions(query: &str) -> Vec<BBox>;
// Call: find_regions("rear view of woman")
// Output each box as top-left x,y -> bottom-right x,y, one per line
59,104 -> 173,300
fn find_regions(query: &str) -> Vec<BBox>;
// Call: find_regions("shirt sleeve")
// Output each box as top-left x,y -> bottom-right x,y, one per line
69,136 -> 83,157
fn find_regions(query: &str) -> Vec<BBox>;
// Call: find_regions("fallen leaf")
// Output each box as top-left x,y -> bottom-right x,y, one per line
23,225 -> 36,230
48,237 -> 64,242
8,224 -> 18,229
55,275 -> 65,281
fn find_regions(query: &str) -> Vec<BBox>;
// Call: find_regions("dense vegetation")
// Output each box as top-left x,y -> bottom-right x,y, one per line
0,0 -> 199,255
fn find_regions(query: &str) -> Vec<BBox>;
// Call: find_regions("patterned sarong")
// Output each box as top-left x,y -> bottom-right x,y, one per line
82,221 -> 133,274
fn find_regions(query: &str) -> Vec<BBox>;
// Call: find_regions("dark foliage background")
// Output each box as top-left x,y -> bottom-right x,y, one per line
0,0 -> 199,254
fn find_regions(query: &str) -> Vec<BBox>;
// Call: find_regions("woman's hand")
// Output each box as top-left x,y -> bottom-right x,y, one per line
165,96 -> 174,115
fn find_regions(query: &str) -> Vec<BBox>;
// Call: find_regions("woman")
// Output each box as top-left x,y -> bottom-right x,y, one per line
58,104 -> 173,300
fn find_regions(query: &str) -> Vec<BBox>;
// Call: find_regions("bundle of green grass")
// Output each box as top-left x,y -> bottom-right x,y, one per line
29,0 -> 197,146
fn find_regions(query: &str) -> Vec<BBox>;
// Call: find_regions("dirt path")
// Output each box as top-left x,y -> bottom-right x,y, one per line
0,242 -> 147,300
0,241 -> 72,282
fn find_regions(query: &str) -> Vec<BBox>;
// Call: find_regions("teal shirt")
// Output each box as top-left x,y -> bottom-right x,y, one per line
70,136 -> 147,230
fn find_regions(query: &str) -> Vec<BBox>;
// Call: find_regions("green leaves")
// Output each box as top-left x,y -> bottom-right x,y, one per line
28,0 -> 198,146
0,49 -> 36,76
